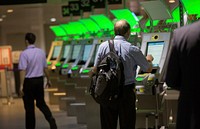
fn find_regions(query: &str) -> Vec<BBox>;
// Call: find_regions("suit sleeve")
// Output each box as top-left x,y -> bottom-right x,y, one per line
164,32 -> 181,90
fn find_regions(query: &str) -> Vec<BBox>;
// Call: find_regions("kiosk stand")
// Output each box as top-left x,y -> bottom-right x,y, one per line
0,45 -> 14,105
135,32 -> 171,129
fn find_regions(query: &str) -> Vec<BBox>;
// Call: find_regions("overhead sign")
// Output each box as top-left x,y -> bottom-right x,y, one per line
62,0 -> 92,17
0,0 -> 47,5
91,0 -> 105,8
80,0 -> 92,12
62,6 -> 70,17
69,1 -> 81,16
108,0 -> 122,4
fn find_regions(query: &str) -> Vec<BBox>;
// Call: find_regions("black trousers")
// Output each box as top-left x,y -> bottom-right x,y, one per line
100,83 -> 136,129
22,76 -> 53,129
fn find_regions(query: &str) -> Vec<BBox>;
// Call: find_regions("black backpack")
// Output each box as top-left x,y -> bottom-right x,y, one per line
89,40 -> 124,105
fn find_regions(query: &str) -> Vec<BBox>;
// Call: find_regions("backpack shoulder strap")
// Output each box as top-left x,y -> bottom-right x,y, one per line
108,40 -> 116,53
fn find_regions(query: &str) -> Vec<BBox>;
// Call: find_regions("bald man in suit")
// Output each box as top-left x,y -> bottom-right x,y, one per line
164,20 -> 200,129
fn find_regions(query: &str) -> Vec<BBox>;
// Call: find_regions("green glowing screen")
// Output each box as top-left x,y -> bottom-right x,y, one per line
61,22 -> 88,36
50,25 -> 67,37
60,21 -> 91,39
181,0 -> 200,15
110,9 -> 139,31
166,6 -> 182,23
90,14 -> 114,32
79,18 -> 101,34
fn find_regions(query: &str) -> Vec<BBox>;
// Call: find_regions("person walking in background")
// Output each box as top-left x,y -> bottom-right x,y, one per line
92,19 -> 153,129
18,32 -> 57,129
164,20 -> 200,129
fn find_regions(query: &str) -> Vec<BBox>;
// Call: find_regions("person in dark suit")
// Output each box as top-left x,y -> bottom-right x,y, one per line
164,20 -> 200,129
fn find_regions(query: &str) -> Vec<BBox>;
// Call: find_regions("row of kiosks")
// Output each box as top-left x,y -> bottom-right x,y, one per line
60,37 -> 111,78
68,39 -> 94,77
79,37 -> 111,77
60,39 -> 93,76
46,39 -> 75,74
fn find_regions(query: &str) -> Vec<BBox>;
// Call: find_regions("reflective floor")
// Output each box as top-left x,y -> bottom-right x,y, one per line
0,97 -> 87,129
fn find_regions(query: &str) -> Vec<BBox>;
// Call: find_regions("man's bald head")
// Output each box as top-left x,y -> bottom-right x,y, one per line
114,20 -> 131,39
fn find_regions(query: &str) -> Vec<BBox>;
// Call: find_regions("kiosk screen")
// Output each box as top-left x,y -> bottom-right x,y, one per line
61,45 -> 70,61
146,41 -> 164,67
72,45 -> 81,60
52,46 -> 61,60
82,45 -> 92,61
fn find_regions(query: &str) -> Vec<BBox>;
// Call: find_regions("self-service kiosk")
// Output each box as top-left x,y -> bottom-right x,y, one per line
135,32 -> 171,129
79,41 -> 99,77
136,32 -> 171,94
46,41 -> 63,70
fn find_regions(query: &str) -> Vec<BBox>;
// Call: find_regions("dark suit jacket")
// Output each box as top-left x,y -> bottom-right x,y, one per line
164,20 -> 200,129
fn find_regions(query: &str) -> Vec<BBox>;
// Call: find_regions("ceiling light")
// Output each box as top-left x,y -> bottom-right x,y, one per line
169,0 -> 175,3
0,18 -> 3,22
7,9 -> 14,13
2,15 -> 6,18
50,18 -> 56,22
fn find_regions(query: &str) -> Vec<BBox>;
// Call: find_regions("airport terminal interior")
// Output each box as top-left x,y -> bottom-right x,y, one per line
0,0 -> 200,129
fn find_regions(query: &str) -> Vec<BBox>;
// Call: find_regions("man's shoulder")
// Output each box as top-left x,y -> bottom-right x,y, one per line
21,49 -> 29,54
101,40 -> 109,45
38,48 -> 45,52
129,45 -> 140,52
99,41 -> 109,48
31,47 -> 45,53
22,47 -> 45,55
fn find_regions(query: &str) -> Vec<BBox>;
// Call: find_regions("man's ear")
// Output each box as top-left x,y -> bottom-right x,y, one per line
25,40 -> 29,45
125,29 -> 131,39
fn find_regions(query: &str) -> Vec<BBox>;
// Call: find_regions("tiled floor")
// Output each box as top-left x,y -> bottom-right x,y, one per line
0,94 -> 177,129
0,97 -> 87,129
